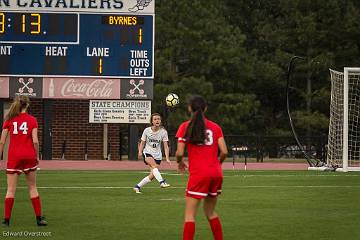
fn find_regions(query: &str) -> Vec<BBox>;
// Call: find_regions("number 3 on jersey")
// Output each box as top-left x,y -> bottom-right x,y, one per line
205,129 -> 213,145
12,122 -> 28,134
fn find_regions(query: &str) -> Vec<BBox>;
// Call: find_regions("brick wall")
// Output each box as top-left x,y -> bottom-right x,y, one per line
28,99 -> 122,160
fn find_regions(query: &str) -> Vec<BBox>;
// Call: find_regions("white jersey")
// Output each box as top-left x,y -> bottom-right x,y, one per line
141,127 -> 169,160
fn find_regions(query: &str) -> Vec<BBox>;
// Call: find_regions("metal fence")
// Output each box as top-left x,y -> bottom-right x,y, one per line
167,134 -> 327,162
53,133 -> 326,161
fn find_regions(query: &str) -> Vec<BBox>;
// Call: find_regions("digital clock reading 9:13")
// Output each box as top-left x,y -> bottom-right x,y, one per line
0,12 -> 78,43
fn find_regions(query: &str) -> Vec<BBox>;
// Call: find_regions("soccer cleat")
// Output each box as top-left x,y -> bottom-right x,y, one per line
36,216 -> 48,226
2,219 -> 9,227
160,182 -> 170,188
133,185 -> 142,194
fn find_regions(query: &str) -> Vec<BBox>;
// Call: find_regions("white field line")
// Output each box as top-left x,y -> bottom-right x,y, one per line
108,171 -> 360,177
37,171 -> 360,177
223,174 -> 360,177
0,185 -> 359,190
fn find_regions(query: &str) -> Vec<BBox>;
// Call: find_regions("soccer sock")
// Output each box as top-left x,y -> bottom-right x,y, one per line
31,196 -> 42,217
4,197 -> 15,220
137,176 -> 152,188
152,168 -> 164,183
183,221 -> 195,240
209,217 -> 223,240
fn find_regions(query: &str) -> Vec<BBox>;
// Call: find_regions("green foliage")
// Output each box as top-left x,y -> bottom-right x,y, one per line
292,110 -> 329,134
210,93 -> 261,134
154,0 -> 360,136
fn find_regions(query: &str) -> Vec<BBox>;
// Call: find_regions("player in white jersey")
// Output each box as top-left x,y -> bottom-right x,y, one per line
133,113 -> 171,193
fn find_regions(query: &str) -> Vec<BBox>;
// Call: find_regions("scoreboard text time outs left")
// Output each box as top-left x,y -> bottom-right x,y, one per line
0,12 -> 154,78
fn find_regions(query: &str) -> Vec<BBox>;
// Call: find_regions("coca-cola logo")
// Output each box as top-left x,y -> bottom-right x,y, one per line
61,79 -> 114,97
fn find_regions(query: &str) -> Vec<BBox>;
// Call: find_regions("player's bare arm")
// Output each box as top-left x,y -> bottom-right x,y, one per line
0,129 -> 9,155
176,142 -> 187,173
163,141 -> 171,164
138,140 -> 145,160
32,128 -> 40,160
218,137 -> 228,163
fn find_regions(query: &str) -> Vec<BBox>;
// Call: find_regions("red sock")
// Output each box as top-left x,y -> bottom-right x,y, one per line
4,198 -> 15,220
183,221 -> 195,240
209,217 -> 223,240
31,196 -> 42,217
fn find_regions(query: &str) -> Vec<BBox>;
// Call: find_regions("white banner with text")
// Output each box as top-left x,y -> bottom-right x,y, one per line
89,100 -> 151,123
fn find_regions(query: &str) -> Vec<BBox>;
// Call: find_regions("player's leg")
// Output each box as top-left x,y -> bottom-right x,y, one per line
145,157 -> 169,187
203,176 -> 223,240
2,173 -> 19,226
138,169 -> 154,188
25,170 -> 47,226
204,196 -> 223,240
134,168 -> 154,193
133,154 -> 157,193
183,197 -> 201,240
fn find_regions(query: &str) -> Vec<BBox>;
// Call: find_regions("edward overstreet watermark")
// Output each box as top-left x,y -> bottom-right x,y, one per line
3,231 -> 52,237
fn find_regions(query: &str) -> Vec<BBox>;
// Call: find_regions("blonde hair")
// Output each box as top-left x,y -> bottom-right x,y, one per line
5,95 -> 30,121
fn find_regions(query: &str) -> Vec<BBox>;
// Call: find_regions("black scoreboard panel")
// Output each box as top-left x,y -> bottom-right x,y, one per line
0,12 -> 153,78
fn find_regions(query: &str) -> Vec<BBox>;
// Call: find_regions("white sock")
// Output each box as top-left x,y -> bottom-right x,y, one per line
137,176 -> 152,188
152,168 -> 164,183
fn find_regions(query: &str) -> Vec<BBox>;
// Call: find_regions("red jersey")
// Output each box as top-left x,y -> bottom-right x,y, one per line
2,113 -> 38,160
176,118 -> 224,176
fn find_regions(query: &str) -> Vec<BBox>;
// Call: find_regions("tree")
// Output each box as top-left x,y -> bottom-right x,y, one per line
154,0 -> 254,134
154,0 -> 360,136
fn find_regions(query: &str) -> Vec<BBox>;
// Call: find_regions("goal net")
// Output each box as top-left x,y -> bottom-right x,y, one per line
326,68 -> 360,172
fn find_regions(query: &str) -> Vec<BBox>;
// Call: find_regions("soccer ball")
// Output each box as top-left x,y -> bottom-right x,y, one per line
165,93 -> 179,107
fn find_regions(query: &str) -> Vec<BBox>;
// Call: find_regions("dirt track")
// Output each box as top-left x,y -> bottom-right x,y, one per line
4,160 -> 309,171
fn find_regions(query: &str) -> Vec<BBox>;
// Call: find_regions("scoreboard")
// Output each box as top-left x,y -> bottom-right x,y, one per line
0,1 -> 154,78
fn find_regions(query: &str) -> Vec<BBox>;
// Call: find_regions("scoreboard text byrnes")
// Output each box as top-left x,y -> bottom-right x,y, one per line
0,1 -> 154,78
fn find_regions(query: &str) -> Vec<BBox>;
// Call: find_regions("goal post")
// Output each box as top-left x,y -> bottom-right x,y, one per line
325,68 -> 360,172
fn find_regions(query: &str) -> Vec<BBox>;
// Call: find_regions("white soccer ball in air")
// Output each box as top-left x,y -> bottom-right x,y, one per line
165,93 -> 179,107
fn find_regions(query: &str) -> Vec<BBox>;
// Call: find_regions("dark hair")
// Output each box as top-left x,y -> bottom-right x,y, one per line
5,95 -> 30,121
150,112 -> 162,125
185,95 -> 207,144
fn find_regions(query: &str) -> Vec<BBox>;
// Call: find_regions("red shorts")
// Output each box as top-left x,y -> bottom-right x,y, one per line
6,158 -> 38,175
186,175 -> 223,199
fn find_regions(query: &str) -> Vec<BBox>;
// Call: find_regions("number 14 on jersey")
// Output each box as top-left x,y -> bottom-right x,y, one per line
13,122 -> 28,134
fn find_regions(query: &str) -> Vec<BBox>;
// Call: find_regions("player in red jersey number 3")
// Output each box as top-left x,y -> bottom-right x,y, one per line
0,96 -> 47,226
176,95 -> 228,240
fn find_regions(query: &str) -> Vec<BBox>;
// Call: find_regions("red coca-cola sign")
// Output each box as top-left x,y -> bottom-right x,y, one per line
0,77 -> 9,98
43,78 -> 121,99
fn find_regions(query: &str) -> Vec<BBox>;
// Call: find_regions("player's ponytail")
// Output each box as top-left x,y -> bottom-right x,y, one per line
5,95 -> 30,121
185,95 -> 207,144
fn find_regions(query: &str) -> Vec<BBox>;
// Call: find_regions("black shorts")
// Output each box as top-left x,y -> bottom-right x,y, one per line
143,153 -> 161,165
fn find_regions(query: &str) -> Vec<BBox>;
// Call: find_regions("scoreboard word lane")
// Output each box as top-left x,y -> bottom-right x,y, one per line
89,100 -> 151,124
0,12 -> 153,78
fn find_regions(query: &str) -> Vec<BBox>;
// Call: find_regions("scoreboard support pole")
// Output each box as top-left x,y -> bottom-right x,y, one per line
128,124 -> 140,161
103,124 -> 109,160
42,100 -> 53,160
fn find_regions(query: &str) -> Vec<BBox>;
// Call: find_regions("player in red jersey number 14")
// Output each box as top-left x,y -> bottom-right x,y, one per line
0,96 -> 47,227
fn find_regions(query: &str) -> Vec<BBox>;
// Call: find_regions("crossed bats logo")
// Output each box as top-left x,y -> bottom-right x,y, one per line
128,0 -> 152,12
129,79 -> 145,95
18,78 -> 34,94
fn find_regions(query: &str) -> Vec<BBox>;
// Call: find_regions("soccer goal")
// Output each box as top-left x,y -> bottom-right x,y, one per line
325,68 -> 360,172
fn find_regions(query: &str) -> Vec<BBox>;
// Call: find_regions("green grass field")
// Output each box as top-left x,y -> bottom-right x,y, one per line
0,170 -> 359,240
